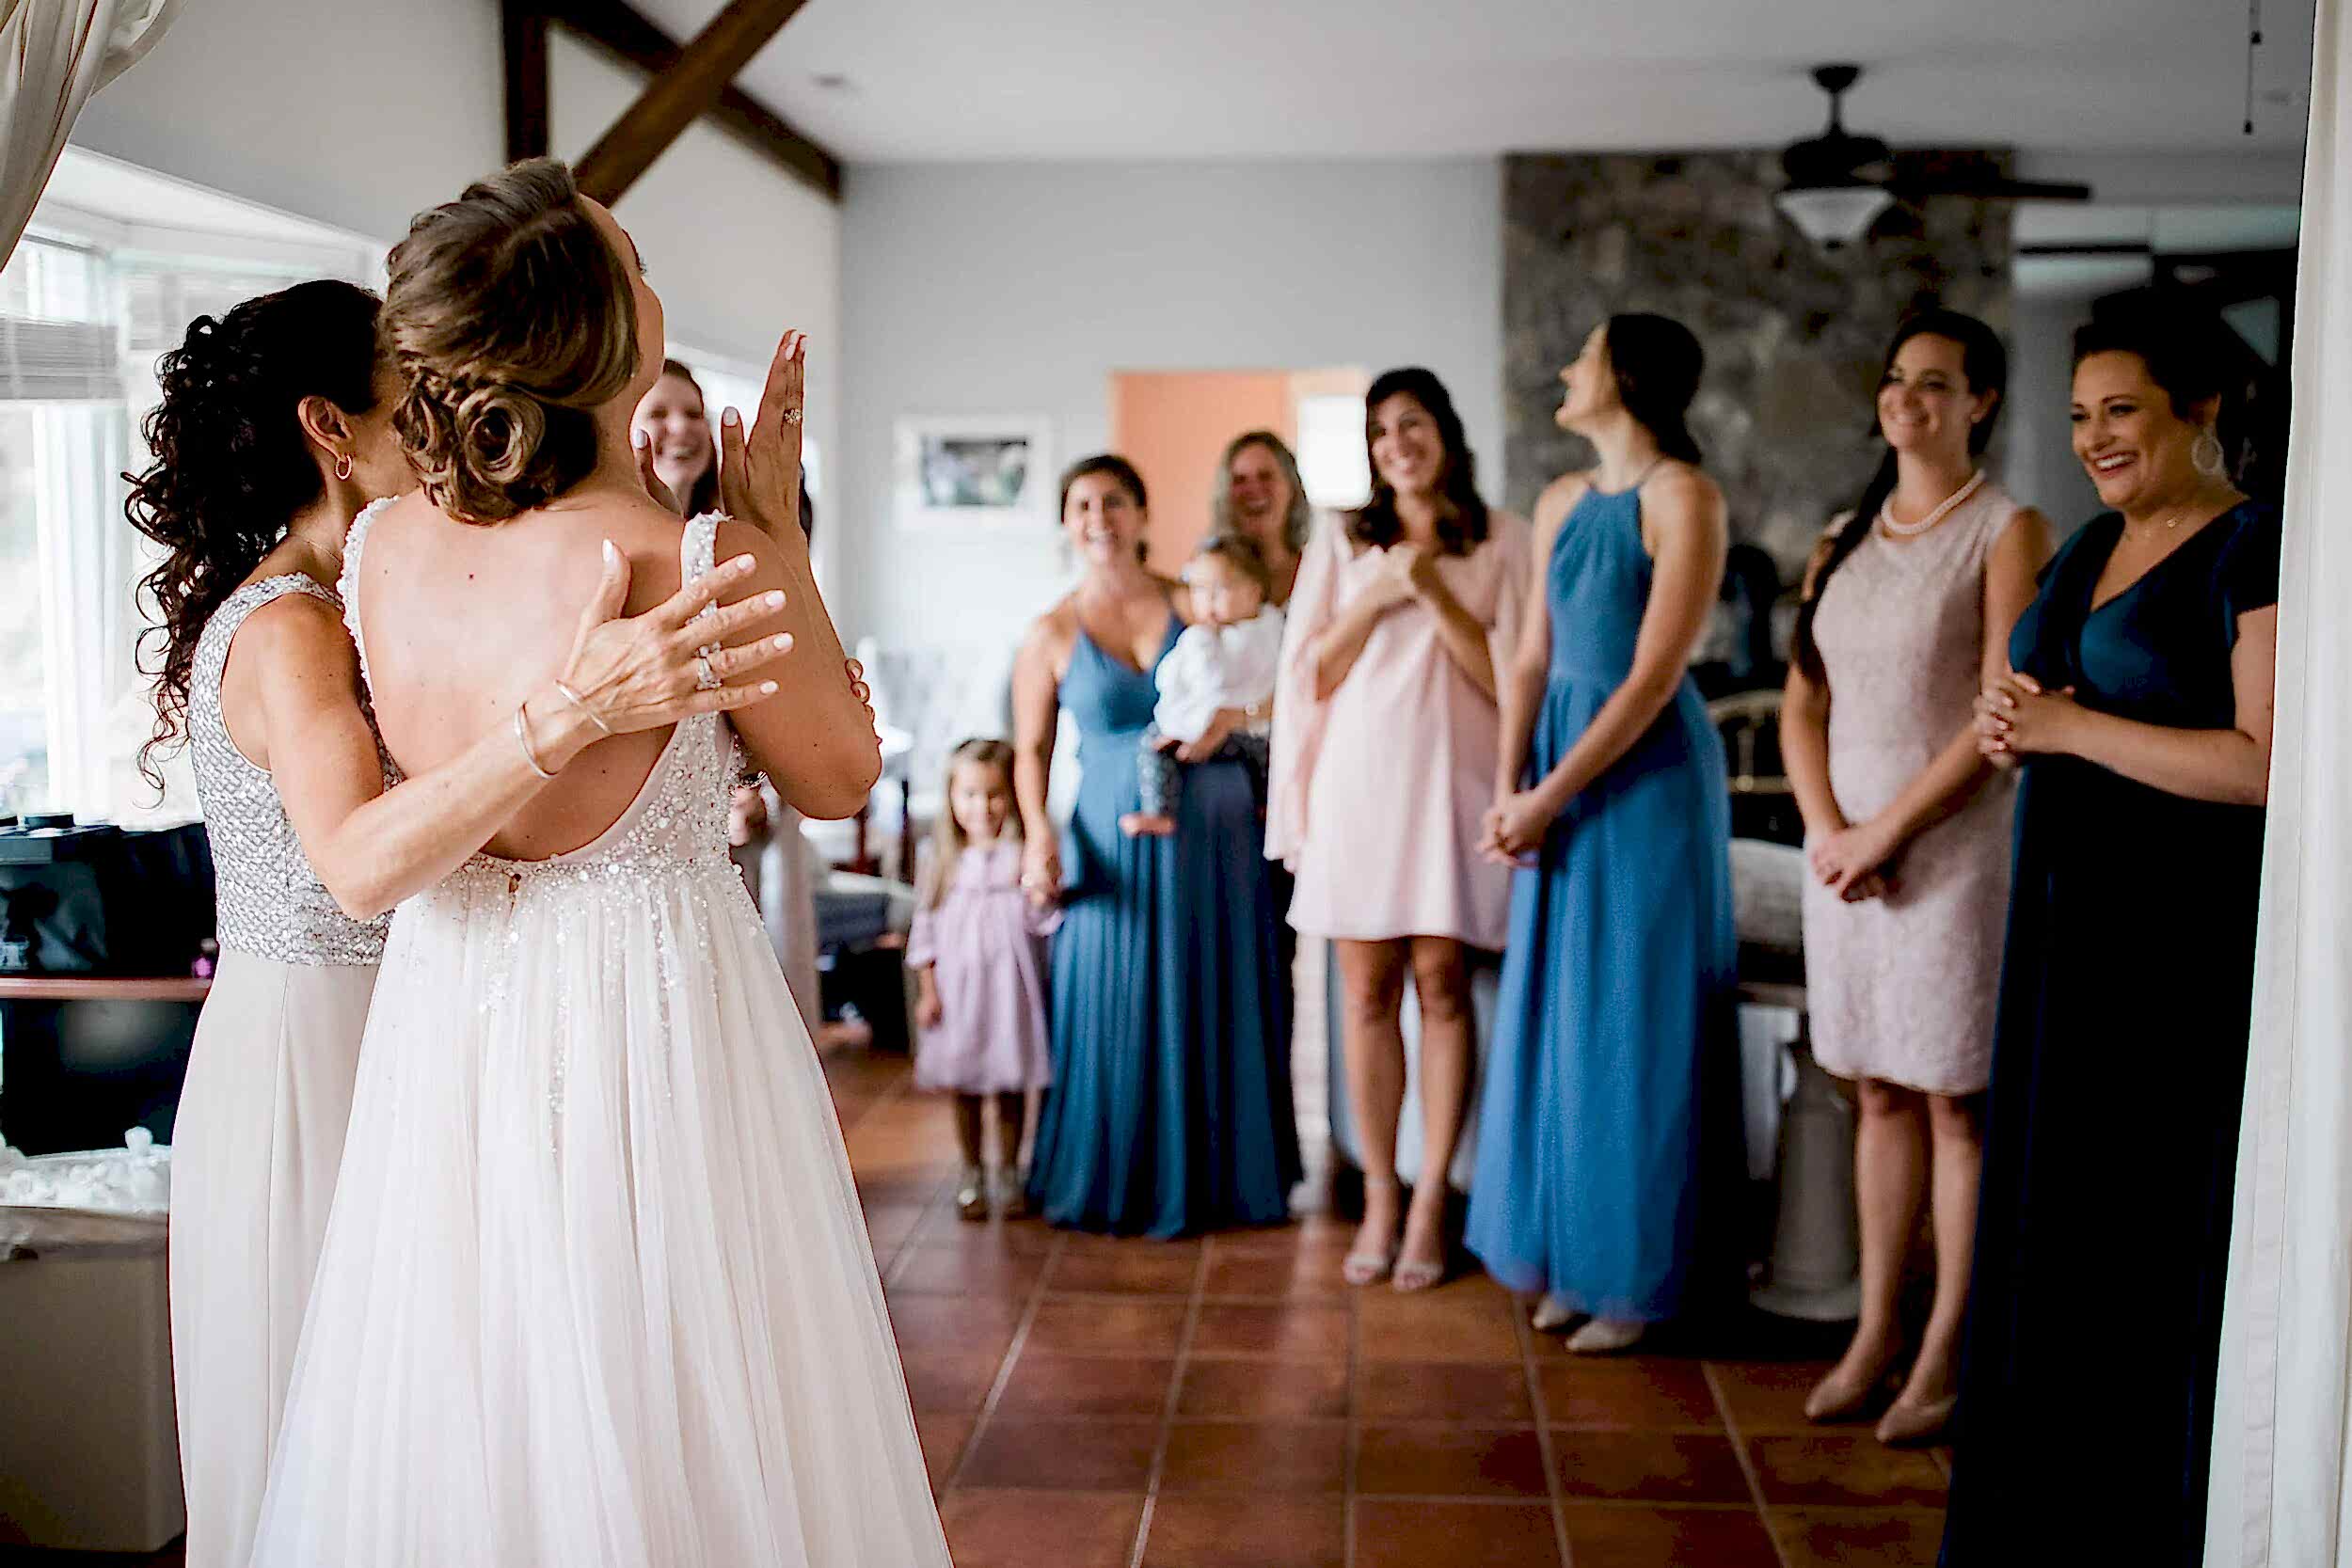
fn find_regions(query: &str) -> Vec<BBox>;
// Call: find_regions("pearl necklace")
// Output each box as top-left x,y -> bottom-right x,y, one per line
1879,469 -> 1987,538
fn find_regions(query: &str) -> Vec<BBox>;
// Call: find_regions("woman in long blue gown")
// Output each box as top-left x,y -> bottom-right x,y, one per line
1012,455 -> 1299,1238
1468,315 -> 1741,1353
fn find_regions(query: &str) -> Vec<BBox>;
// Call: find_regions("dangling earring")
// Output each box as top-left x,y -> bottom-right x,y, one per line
334,452 -> 354,482
2191,427 -> 2227,480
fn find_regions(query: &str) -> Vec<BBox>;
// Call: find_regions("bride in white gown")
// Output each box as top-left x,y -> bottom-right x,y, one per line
250,160 -> 951,1567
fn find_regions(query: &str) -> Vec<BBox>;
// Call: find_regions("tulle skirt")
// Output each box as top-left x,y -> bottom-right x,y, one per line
248,855 -> 949,1567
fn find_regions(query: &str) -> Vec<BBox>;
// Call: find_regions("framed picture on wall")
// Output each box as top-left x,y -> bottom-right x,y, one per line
893,415 -> 1053,530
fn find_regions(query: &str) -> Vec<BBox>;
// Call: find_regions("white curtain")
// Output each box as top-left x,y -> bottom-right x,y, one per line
0,0 -> 182,272
2207,1 -> 2352,1560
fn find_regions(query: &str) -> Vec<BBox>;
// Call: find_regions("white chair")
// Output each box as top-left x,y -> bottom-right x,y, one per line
824,638 -> 1018,881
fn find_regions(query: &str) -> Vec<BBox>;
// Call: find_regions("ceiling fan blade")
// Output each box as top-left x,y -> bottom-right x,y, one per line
1887,175 -> 2095,203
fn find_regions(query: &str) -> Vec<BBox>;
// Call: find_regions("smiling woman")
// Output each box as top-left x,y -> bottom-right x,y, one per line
1268,366 -> 1527,1293
1012,452 -> 1301,1238
1778,310 -> 2053,1446
631,358 -> 720,517
1942,295 -> 2280,1567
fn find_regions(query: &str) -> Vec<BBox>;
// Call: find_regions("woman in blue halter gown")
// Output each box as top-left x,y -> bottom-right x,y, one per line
1468,315 -> 1740,1353
1013,455 -> 1299,1238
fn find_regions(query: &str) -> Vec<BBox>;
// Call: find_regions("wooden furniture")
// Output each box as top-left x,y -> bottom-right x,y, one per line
1708,689 -> 1804,846
0,975 -> 211,1003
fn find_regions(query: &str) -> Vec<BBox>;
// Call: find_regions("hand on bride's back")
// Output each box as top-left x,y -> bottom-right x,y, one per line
557,541 -> 795,734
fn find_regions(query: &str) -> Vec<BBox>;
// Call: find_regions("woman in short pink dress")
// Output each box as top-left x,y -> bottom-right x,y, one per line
1268,366 -> 1527,1291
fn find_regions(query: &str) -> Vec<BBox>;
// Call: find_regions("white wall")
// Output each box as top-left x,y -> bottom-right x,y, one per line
2007,291 -> 2105,532
69,0 -> 503,245
834,159 -> 1503,650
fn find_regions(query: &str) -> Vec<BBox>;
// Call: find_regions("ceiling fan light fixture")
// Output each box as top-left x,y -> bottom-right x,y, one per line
1774,183 -> 1894,249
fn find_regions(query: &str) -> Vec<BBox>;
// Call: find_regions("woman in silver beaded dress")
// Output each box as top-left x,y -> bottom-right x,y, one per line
130,279 -> 791,1568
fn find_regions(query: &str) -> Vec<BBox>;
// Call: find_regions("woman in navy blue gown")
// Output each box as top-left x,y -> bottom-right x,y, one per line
1467,315 -> 1741,1354
1942,307 -> 2279,1566
1013,455 -> 1299,1237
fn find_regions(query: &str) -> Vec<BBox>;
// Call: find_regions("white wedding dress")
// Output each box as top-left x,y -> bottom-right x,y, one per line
249,512 -> 950,1567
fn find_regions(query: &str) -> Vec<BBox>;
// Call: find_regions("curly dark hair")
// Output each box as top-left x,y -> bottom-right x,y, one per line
383,157 -> 640,524
128,278 -> 383,786
1348,367 -> 1490,557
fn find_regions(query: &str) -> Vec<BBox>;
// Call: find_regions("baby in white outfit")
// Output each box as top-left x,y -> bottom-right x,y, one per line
1121,533 -> 1285,838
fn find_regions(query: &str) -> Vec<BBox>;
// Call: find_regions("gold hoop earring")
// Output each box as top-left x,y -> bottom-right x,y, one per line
334,452 -> 354,482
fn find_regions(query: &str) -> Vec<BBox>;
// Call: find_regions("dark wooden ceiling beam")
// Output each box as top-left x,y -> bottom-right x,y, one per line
501,0 -> 553,163
568,0 -> 834,204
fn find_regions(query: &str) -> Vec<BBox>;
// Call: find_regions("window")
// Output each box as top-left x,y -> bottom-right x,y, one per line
0,159 -> 378,826
1,151 -> 810,830
1294,391 -> 1372,511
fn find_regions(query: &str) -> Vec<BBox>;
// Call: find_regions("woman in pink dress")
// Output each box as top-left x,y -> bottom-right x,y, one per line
1268,367 -> 1527,1291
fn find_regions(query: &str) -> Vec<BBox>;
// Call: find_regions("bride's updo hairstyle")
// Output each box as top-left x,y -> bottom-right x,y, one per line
382,158 -> 639,523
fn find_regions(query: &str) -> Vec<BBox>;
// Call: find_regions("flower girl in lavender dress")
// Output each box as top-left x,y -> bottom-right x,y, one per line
909,738 -> 1061,1219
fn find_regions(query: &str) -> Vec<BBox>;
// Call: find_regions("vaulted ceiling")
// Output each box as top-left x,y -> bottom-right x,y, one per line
633,0 -> 2317,165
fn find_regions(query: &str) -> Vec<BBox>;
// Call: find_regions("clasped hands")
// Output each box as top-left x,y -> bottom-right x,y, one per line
1974,669 -> 2079,767
1808,818 -> 1899,904
1804,669 -> 2081,904
1365,541 -> 1442,613
1478,783 -> 1560,868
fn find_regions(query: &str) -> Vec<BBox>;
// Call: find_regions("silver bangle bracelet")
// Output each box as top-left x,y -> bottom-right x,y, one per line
514,704 -> 556,781
550,680 -> 614,736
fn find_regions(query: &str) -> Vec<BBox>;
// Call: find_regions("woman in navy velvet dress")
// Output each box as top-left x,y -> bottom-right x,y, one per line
1467,315 -> 1740,1354
1012,454 -> 1299,1237
1944,304 -> 2279,1567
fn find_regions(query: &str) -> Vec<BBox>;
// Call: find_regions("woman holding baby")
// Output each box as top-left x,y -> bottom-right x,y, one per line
1012,454 -> 1302,1238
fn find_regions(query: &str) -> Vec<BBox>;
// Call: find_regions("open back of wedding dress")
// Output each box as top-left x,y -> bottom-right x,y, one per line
249,510 -> 950,1568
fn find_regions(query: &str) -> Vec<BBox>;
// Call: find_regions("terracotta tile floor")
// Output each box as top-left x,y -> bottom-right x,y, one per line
4,1038 -> 1946,1568
834,1042 -> 1953,1568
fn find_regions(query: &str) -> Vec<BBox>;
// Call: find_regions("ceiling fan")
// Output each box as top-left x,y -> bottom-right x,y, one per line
1776,63 -> 2093,248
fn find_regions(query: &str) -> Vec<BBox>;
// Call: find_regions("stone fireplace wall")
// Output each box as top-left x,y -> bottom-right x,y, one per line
1502,151 -> 2015,578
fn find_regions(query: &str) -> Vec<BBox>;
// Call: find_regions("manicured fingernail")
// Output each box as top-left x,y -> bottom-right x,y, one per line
635,430 -> 650,449
723,407 -> 741,426
728,554 -> 755,571
771,633 -> 792,650
760,681 -> 779,695
602,539 -> 619,566
764,591 -> 786,607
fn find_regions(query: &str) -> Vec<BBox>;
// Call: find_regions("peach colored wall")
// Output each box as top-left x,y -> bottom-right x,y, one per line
1111,371 -> 1295,570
